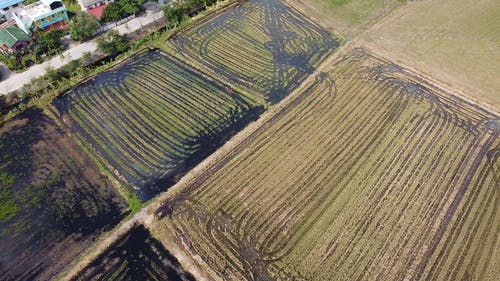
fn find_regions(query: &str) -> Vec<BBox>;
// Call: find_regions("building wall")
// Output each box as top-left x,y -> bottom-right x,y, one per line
34,8 -> 68,29
0,0 -> 25,12
11,40 -> 28,50
12,13 -> 29,33
0,1 -> 23,17
77,0 -> 112,10
13,4 -> 69,34
0,40 -> 28,53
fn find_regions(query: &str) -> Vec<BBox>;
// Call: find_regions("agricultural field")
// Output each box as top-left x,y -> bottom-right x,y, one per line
152,49 -> 499,280
53,50 -> 265,201
361,0 -> 500,113
284,0 -> 403,36
73,225 -> 194,281
166,0 -> 339,103
0,109 -> 128,281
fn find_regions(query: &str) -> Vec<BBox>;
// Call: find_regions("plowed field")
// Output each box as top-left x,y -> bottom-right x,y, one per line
153,49 -> 499,280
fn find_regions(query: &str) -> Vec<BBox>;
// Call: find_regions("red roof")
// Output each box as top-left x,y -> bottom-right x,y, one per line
0,19 -> 16,30
88,4 -> 107,19
43,21 -> 69,32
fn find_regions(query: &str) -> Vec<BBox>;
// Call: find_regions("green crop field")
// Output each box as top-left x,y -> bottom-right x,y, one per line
152,49 -> 499,280
361,0 -> 500,113
53,50 -> 264,201
286,0 -> 403,36
166,0 -> 339,103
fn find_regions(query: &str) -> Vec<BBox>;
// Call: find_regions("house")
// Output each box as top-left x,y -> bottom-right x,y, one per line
12,0 -> 69,34
77,0 -> 112,10
77,0 -> 113,19
0,25 -> 30,53
87,3 -> 107,19
0,18 -> 16,29
0,0 -> 25,18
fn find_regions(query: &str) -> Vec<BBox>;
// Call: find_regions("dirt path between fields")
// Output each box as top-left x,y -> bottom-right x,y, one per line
55,2 -> 500,280
357,40 -> 500,116
149,43 -> 352,213
353,3 -> 500,115
54,37 -> 352,281
55,207 -> 153,281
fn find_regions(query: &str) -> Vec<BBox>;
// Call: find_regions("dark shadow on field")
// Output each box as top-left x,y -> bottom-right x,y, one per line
170,0 -> 339,104
0,108 -> 128,281
72,225 -> 195,281
53,50 -> 266,202
141,105 -> 265,201
155,48 -> 500,281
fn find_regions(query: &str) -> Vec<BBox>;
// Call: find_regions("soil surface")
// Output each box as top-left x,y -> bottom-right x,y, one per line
72,225 -> 195,281
0,109 -> 128,281
53,50 -> 264,201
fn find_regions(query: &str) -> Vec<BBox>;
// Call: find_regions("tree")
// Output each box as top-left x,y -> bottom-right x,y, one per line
34,30 -> 64,56
44,66 -> 58,81
69,11 -> 100,41
101,0 -> 144,23
162,0 -> 219,27
120,0 -> 141,14
6,57 -> 17,70
96,30 -> 128,56
163,3 -> 187,27
20,54 -> 33,68
81,51 -> 93,67
101,2 -> 126,23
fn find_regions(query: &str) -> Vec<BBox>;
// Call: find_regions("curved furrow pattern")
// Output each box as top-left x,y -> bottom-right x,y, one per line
53,50 -> 263,201
155,49 -> 499,280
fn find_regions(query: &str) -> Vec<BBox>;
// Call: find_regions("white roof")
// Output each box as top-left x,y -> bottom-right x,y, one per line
18,2 -> 50,19
15,0 -> 62,22
78,0 -> 103,8
0,0 -> 25,10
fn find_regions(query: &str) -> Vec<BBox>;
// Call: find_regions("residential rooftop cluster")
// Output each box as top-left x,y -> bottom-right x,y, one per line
0,0 -> 123,59
0,0 -> 70,53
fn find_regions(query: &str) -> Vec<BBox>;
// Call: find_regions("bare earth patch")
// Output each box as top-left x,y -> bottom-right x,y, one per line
360,0 -> 500,113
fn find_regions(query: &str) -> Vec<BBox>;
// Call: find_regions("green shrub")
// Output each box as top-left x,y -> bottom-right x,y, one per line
69,11 -> 100,41
97,30 -> 129,56
101,0 -> 145,23
163,0 -> 218,27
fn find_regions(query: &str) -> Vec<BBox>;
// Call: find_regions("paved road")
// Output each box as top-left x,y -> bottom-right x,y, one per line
0,10 -> 163,95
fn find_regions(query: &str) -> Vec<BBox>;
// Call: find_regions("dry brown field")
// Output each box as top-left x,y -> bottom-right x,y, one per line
152,48 -> 499,280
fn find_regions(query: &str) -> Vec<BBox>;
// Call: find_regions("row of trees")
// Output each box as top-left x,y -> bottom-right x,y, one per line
1,0 -> 138,72
2,0 -> 224,118
69,0 -> 145,40
163,0 -> 219,27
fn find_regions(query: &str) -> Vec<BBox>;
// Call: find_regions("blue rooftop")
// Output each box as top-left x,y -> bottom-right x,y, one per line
0,0 -> 25,10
